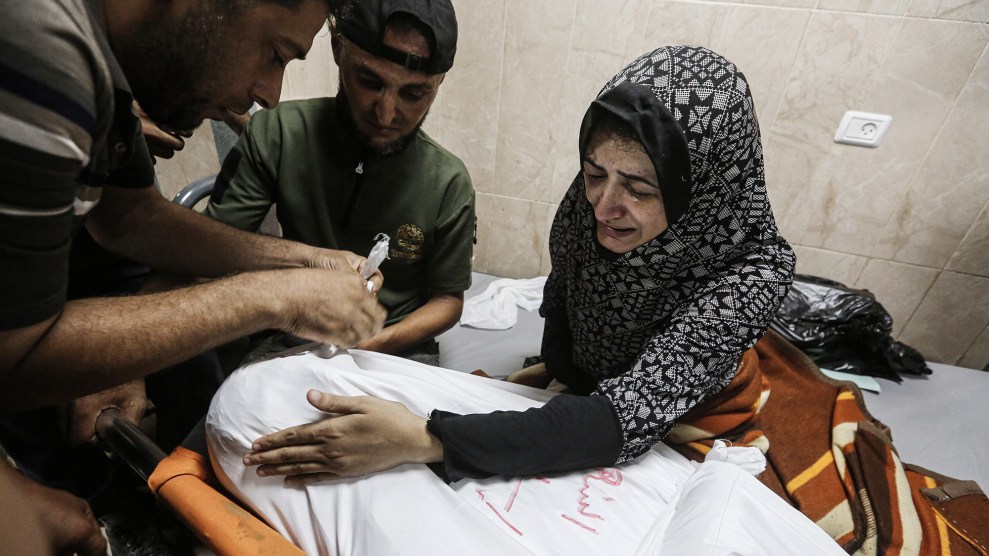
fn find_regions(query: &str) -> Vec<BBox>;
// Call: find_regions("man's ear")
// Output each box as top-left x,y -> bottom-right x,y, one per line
330,36 -> 343,67
329,19 -> 343,66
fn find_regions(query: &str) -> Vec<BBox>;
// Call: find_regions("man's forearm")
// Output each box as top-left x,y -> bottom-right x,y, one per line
87,185 -> 313,276
357,292 -> 463,355
0,264 -> 385,413
0,272 -> 280,412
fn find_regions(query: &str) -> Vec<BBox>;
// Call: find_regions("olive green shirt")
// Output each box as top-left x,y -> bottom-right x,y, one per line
206,98 -> 474,326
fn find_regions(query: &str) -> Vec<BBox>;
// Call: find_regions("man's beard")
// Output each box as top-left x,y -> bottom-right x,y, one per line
337,78 -> 427,156
116,3 -> 232,130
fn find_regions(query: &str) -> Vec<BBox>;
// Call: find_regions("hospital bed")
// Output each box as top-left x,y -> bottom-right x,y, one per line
95,408 -> 302,555
88,183 -> 987,554
93,271 -> 988,555
89,273 -> 989,555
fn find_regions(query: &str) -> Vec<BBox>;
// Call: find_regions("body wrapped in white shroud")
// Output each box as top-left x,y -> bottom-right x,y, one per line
207,349 -> 845,556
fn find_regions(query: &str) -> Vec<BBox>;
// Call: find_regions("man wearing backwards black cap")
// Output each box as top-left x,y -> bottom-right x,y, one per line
206,0 -> 472,365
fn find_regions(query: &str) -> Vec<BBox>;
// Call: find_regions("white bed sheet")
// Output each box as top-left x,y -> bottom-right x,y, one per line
206,349 -> 844,556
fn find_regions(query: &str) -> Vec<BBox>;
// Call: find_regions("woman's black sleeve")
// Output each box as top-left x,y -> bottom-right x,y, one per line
426,393 -> 623,483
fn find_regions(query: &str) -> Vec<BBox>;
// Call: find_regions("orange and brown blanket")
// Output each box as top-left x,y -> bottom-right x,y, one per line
669,330 -> 989,556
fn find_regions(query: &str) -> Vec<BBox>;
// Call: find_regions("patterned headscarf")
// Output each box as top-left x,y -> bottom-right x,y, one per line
541,45 -> 795,461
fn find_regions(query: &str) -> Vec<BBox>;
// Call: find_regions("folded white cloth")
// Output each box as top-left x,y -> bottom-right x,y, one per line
460,276 -> 547,330
704,439 -> 767,476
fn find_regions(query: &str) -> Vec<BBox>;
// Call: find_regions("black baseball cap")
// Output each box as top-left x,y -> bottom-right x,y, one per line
336,0 -> 458,75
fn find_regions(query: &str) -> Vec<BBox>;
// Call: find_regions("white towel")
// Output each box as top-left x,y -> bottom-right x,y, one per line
460,276 -> 548,330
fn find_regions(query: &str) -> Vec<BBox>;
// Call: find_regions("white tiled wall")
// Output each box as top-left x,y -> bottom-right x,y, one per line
157,4 -> 989,367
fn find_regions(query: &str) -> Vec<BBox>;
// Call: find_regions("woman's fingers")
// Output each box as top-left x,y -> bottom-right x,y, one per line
306,391 -> 369,415
245,444 -> 335,467
256,459 -> 344,478
251,423 -> 324,451
285,472 -> 350,486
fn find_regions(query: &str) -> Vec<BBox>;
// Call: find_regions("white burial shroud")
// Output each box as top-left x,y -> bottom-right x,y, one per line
207,349 -> 845,556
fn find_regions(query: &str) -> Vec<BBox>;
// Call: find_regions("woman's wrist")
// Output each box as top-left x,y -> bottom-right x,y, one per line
411,416 -> 444,464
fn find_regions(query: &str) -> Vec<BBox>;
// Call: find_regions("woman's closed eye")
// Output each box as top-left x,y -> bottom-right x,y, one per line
624,183 -> 655,200
583,170 -> 606,183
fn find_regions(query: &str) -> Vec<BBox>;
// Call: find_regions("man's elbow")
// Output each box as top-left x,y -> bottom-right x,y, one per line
433,292 -> 464,335
0,318 -> 59,413
84,185 -> 162,253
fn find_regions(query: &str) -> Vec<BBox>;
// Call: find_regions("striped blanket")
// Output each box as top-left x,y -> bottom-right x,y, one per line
669,330 -> 988,555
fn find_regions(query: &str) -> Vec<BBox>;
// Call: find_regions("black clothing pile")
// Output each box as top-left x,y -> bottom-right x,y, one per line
771,274 -> 931,382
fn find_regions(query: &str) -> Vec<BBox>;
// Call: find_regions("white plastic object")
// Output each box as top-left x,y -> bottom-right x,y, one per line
361,233 -> 390,280
834,110 -> 892,148
312,235 -> 389,356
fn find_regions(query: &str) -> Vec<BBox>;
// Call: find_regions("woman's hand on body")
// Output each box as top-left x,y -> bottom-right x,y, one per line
244,390 -> 443,483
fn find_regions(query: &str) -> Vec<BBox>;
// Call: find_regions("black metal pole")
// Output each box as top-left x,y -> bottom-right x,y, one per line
95,407 -> 166,483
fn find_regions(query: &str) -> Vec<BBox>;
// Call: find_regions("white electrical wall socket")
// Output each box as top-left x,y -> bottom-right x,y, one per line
834,111 -> 892,148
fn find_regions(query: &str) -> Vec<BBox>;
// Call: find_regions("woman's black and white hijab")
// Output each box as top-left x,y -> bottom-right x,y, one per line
541,45 -> 795,462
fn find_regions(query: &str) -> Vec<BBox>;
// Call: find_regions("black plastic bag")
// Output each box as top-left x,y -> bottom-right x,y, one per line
770,274 -> 931,382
